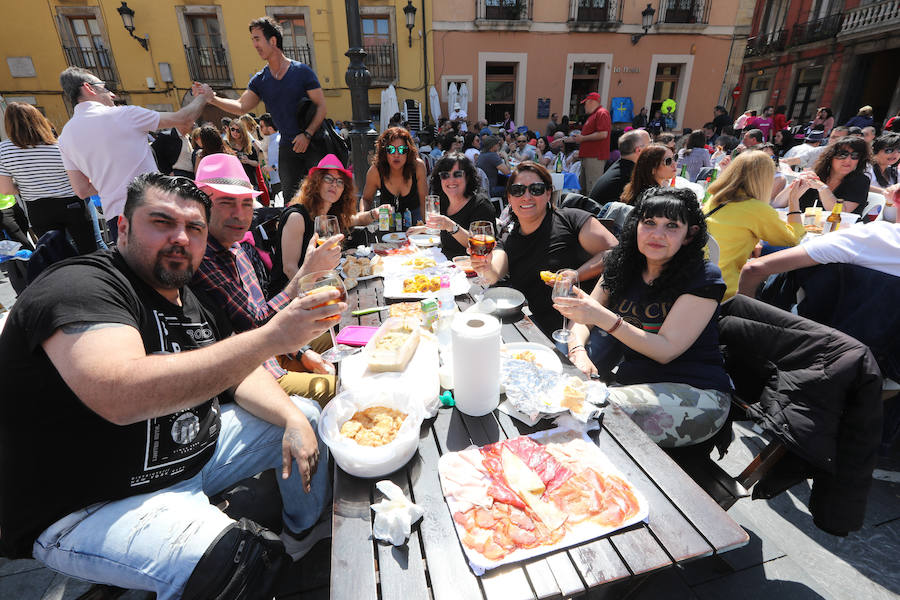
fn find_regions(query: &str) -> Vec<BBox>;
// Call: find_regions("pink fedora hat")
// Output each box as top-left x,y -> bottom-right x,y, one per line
195,153 -> 262,198
308,154 -> 353,179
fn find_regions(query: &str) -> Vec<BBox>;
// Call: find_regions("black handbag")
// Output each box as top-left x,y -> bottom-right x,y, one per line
295,99 -> 350,166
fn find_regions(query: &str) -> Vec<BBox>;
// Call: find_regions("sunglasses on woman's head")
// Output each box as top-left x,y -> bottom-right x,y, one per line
835,150 -> 861,160
439,170 -> 465,180
386,145 -> 408,155
509,182 -> 548,197
321,174 -> 345,187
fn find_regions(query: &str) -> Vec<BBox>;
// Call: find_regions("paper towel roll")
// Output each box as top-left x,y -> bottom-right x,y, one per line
451,313 -> 501,416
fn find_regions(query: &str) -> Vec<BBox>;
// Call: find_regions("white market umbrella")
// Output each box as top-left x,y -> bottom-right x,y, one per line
381,85 -> 400,132
457,83 -> 469,113
429,85 -> 442,124
447,83 -> 458,115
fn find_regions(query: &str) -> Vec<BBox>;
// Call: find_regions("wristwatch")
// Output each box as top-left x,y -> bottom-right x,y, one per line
301,130 -> 313,139
450,223 -> 460,234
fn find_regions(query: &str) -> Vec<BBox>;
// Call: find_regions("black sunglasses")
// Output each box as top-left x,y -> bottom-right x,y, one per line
835,150 -> 861,160
663,157 -> 674,166
509,182 -> 548,197
386,144 -> 408,155
439,170 -> 465,180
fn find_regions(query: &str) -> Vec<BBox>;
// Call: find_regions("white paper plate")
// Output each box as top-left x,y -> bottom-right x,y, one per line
409,234 -> 441,247
501,342 -> 562,373
382,232 -> 408,243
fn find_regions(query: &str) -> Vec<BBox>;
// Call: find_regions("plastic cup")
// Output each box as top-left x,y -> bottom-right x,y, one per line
839,212 -> 860,226
425,195 -> 440,234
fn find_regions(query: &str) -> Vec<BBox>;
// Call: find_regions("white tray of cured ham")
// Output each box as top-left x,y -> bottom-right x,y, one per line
438,428 -> 648,574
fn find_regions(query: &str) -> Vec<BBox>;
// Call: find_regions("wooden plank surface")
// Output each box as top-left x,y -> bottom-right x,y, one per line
331,468 -> 378,600
374,468 -> 429,600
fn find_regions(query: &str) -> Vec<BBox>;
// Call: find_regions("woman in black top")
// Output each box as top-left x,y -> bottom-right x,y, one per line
867,133 -> 899,196
773,135 -> 871,216
225,119 -> 260,188
361,127 -> 428,222
407,152 -> 494,258
470,161 -> 618,336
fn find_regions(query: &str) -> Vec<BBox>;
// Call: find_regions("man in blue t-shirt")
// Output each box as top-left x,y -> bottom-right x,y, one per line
195,16 -> 326,203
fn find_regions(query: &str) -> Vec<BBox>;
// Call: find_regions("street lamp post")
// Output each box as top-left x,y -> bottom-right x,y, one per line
344,0 -> 377,197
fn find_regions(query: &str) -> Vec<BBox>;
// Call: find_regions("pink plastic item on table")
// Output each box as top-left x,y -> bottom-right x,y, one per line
334,326 -> 379,346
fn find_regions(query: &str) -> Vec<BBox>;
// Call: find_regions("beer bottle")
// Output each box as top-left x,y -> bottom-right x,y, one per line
679,164 -> 688,179
822,202 -> 842,234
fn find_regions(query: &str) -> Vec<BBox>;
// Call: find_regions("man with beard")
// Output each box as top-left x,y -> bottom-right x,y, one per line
0,173 -> 342,598
195,16 -> 327,203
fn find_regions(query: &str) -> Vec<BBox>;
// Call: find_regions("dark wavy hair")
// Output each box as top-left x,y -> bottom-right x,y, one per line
505,161 -> 554,225
248,17 -> 283,50
430,152 -> 479,200
621,144 -> 669,204
871,133 -> 900,187
374,126 -> 420,182
602,187 -> 708,307
811,136 -> 871,182
293,166 -> 357,232
124,172 -> 211,221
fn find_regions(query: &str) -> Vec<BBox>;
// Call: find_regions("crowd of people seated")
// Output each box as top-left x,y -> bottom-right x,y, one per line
1,32 -> 898,596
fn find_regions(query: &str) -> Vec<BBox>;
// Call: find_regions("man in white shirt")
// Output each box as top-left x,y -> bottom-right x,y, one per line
782,129 -> 826,171
58,67 -> 211,242
259,113 -> 282,200
449,102 -> 468,132
738,221 -> 900,296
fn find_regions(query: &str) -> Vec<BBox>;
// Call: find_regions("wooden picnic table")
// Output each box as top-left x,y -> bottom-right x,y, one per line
330,273 -> 749,600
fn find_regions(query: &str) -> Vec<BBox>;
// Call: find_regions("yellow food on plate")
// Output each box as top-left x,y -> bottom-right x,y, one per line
539,270 -> 557,284
340,406 -> 408,446
389,302 -> 423,321
403,256 -> 437,269
403,274 -> 441,293
510,350 -> 537,363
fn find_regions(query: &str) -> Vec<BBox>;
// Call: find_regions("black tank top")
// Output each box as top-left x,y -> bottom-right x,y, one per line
378,171 -> 420,213
268,204 -> 313,296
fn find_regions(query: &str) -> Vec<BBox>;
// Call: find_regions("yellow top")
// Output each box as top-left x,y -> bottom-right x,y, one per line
703,198 -> 806,299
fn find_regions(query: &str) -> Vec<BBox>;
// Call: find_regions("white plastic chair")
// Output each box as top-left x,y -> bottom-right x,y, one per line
862,192 -> 886,223
706,234 -> 720,265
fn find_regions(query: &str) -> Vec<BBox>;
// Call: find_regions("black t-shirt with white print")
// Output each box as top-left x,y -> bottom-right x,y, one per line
0,250 -> 230,557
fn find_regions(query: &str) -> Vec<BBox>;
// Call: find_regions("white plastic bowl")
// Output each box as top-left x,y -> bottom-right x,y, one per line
318,385 -> 424,478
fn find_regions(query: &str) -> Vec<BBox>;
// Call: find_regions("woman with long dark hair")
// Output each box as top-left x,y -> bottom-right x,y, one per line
0,102 -> 95,253
774,135 -> 871,215
675,131 -> 711,182
865,133 -> 899,197
407,152 -> 494,258
772,129 -> 796,157
470,161 -> 618,336
193,124 -> 226,169
361,126 -> 428,221
554,187 -> 731,448
620,144 -> 676,204
811,107 -> 834,137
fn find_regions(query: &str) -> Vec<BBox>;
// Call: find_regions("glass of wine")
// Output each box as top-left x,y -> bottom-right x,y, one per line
425,194 -> 441,234
468,220 -> 496,299
550,269 -> 579,344
297,270 -> 356,362
314,214 -> 340,247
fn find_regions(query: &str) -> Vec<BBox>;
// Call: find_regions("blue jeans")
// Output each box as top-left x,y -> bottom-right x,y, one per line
33,396 -> 330,600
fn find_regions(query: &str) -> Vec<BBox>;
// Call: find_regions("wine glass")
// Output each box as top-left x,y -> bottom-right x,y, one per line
297,270 -> 357,362
467,220 -> 496,300
550,269 -> 578,344
425,194 -> 441,234
314,214 -> 340,247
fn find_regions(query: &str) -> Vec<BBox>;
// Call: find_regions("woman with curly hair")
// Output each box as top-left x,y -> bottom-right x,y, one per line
620,144 -> 676,204
407,152 -> 494,258
270,154 -> 376,292
554,187 -> 732,448
361,126 -> 428,221
774,135 -> 871,216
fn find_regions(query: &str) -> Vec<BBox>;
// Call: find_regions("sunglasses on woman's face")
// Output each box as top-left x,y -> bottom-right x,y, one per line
662,157 -> 674,166
321,174 -> 345,187
386,145 -> 408,155
835,150 -> 861,160
882,148 -> 899,154
439,170 -> 465,180
509,182 -> 548,197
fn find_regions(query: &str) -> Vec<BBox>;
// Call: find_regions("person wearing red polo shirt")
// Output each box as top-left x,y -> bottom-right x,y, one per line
571,92 -> 611,194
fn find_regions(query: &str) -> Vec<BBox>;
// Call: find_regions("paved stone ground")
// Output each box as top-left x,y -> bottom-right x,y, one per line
1,274 -> 898,600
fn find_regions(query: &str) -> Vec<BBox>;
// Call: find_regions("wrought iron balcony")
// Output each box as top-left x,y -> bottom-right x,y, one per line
576,0 -> 618,22
283,45 -> 313,66
184,46 -> 230,83
660,0 -> 710,24
363,43 -> 396,84
485,0 -> 528,20
788,13 -> 842,47
839,0 -> 900,41
62,46 -> 117,88
744,29 -> 788,58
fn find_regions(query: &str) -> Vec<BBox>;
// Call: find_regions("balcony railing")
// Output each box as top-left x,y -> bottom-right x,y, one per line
660,0 -> 710,24
283,45 -> 313,66
839,0 -> 900,39
485,0 -> 527,20
788,13 -> 843,47
744,29 -> 788,57
363,43 -> 396,83
62,46 -> 117,87
576,0 -> 619,22
184,46 -> 230,83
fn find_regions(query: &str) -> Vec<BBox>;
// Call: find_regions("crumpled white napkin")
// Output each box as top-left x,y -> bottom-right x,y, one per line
370,480 -> 425,546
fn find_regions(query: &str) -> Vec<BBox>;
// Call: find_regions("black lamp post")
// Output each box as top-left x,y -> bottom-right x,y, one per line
631,3 -> 656,45
117,2 -> 149,51
403,1 -> 417,48
345,0 -> 378,196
